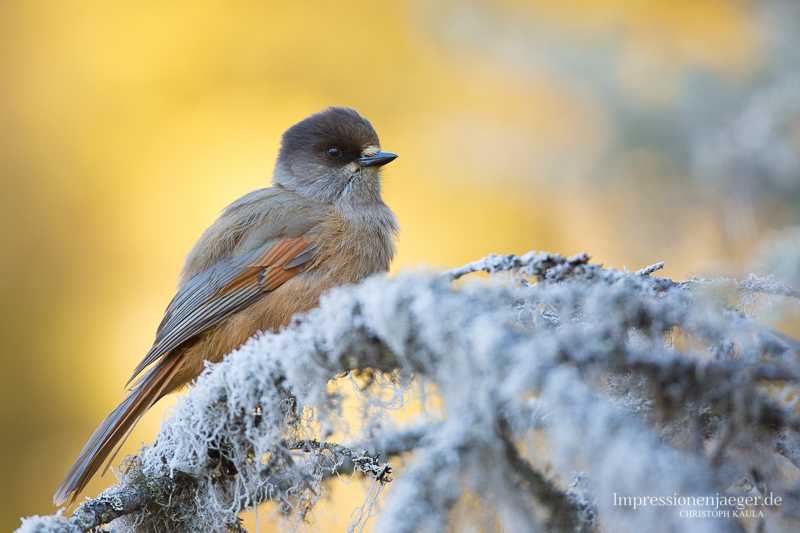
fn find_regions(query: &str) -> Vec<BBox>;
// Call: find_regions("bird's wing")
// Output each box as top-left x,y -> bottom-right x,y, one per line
126,232 -> 322,387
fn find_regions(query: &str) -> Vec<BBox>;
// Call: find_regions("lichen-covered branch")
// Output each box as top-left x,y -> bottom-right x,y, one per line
18,250 -> 800,533
20,433 -> 414,533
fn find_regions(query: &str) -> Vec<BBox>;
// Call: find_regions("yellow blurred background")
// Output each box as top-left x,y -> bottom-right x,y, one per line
3,0 -> 800,530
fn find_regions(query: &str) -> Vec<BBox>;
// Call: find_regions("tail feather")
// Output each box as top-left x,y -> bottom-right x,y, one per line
53,355 -> 183,506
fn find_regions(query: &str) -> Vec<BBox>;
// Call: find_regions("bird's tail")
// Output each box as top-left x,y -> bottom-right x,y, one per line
53,354 -> 184,506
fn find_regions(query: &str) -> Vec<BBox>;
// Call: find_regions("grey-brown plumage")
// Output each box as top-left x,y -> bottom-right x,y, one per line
54,106 -> 399,506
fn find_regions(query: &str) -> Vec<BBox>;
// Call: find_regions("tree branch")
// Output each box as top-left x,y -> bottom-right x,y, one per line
18,251 -> 800,533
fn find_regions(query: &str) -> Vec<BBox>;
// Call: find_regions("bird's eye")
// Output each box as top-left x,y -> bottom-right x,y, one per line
327,147 -> 342,158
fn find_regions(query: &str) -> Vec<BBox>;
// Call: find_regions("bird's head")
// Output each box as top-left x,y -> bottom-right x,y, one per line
272,106 -> 398,204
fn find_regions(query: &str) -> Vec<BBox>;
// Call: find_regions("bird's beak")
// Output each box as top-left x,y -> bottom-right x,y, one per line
357,151 -> 398,168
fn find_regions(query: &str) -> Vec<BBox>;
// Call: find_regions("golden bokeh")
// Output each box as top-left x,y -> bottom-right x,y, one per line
0,0 -> 773,530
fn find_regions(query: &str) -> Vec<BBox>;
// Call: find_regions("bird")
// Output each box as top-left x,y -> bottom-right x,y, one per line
54,106 -> 399,506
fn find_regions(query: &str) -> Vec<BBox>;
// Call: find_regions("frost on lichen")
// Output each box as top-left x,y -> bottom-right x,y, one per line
19,251 -> 800,533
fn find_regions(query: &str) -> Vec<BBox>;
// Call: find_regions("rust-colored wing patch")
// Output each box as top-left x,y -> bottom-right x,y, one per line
260,264 -> 301,290
253,237 -> 314,268
215,237 -> 315,295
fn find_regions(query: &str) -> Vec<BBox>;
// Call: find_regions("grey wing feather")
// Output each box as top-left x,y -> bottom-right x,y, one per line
283,243 -> 320,269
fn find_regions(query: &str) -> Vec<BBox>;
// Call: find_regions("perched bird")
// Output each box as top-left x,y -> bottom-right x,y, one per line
54,106 -> 399,505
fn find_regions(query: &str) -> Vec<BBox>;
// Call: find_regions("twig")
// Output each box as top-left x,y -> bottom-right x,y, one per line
440,251 -> 591,281
288,440 -> 393,483
497,417 -> 586,532
69,487 -> 148,531
635,262 -> 666,276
